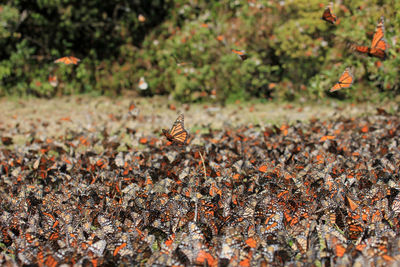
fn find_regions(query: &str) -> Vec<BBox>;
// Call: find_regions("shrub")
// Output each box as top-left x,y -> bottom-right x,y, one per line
0,0 -> 398,102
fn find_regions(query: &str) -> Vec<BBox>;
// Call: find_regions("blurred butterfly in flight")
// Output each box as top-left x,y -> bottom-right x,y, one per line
349,16 -> 388,60
330,67 -> 354,92
54,56 -> 80,65
321,3 -> 337,24
231,49 -> 248,60
138,77 -> 148,90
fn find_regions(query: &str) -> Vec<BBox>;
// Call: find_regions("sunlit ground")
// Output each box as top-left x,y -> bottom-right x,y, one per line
1,95 -> 398,148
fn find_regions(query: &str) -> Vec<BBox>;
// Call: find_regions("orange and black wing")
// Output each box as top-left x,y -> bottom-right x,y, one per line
162,114 -> 189,144
54,56 -> 80,65
353,45 -> 370,54
322,5 -> 337,24
330,68 -> 354,92
129,102 -> 136,112
369,16 -> 388,59
128,101 -> 139,117
231,49 -> 248,60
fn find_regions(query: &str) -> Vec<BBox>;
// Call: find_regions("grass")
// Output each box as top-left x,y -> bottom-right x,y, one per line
0,94 -> 398,148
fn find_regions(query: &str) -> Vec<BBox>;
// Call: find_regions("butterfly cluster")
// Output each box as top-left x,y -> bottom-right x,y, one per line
0,3 -> 396,266
1,101 -> 400,265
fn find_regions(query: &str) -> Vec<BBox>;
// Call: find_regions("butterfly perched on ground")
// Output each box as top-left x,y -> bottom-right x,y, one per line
54,56 -> 80,65
128,101 -> 139,118
330,67 -> 354,92
162,114 -> 189,145
321,3 -> 337,24
349,16 -> 388,60
231,49 -> 248,60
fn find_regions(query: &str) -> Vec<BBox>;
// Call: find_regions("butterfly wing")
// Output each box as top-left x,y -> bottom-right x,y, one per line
162,129 -> 173,141
48,75 -> 58,87
330,68 -> 354,92
322,6 -> 337,24
128,101 -> 139,118
54,56 -> 80,65
171,130 -> 188,144
54,57 -> 66,64
354,45 -> 370,54
169,114 -> 188,144
348,41 -> 370,55
337,68 -> 354,89
231,49 -> 248,60
369,16 -> 388,59
163,114 -> 189,144
69,56 -> 80,64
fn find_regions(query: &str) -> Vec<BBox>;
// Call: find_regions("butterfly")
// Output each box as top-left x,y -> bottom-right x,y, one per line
321,3 -> 337,24
54,56 -> 80,65
330,67 -> 354,92
231,49 -> 248,60
138,14 -> 146,22
172,55 -> 193,67
48,75 -> 58,87
162,114 -> 189,145
391,193 -> 400,215
128,101 -> 139,118
138,77 -> 148,90
350,16 -> 388,60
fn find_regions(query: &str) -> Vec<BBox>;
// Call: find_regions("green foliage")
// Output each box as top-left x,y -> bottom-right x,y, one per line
0,0 -> 399,102
136,0 -> 399,102
1,0 -> 172,96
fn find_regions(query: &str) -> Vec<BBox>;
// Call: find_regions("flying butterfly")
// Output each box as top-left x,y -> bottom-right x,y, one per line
162,114 -> 189,145
231,49 -> 248,60
48,75 -> 58,87
172,55 -> 193,67
54,56 -> 80,65
138,77 -> 148,90
330,67 -> 354,92
321,3 -> 337,24
350,16 -> 388,60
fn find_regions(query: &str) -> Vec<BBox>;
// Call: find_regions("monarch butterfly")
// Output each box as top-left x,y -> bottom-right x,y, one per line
54,56 -> 80,65
392,193 -> 400,214
138,77 -> 148,90
128,101 -> 139,118
330,67 -> 354,92
173,55 -> 193,67
350,16 -> 388,59
231,49 -> 248,60
162,114 -> 189,145
346,217 -> 364,240
48,75 -> 58,87
138,14 -> 146,22
321,3 -> 337,24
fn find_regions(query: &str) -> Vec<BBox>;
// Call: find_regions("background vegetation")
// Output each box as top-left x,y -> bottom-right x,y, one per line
1,0 -> 399,102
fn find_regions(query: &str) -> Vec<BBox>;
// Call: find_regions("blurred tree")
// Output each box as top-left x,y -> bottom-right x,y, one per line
0,0 -> 398,101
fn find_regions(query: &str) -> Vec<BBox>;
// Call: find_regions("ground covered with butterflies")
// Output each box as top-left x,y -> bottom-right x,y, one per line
1,98 -> 400,266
